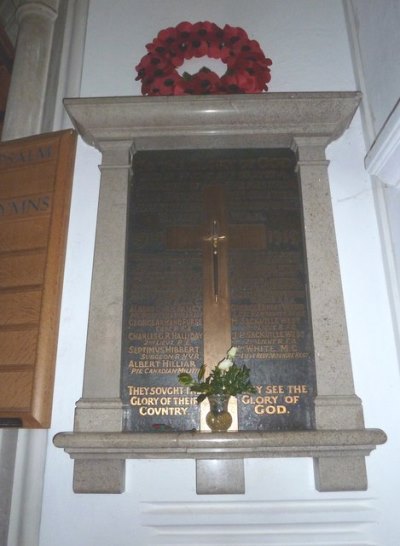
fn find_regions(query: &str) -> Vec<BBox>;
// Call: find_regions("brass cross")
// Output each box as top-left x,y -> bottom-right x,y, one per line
204,219 -> 226,302
167,185 -> 266,373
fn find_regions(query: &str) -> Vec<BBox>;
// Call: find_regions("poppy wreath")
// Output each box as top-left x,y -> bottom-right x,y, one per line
135,21 -> 272,96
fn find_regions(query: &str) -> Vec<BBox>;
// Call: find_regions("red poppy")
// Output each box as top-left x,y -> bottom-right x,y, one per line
234,70 -> 259,93
135,54 -> 173,83
192,21 -> 220,41
175,20 -> 193,48
157,26 -> 178,43
222,24 -> 249,44
208,41 -> 224,59
220,72 -> 242,93
189,68 -> 221,94
182,38 -> 209,59
157,73 -> 185,95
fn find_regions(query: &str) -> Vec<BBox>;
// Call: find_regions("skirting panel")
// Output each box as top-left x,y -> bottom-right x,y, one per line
139,497 -> 378,545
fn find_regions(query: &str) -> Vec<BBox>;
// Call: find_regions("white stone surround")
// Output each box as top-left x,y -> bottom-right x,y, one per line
54,93 -> 386,494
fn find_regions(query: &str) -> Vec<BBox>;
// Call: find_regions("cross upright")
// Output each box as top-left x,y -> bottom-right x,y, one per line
167,185 -> 266,374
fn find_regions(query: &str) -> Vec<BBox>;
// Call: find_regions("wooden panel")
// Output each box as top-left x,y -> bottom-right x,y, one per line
0,290 -> 42,325
0,192 -> 53,220
0,370 -> 33,411
0,216 -> 50,252
0,162 -> 56,198
0,251 -> 46,288
0,328 -> 38,366
0,130 -> 76,427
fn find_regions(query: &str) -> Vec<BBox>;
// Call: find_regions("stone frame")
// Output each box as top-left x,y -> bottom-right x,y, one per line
54,93 -> 386,494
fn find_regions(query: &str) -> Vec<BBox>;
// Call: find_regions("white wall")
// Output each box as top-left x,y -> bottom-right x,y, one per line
39,2 -> 400,545
80,0 -> 355,96
346,0 -> 400,385
350,0 -> 400,141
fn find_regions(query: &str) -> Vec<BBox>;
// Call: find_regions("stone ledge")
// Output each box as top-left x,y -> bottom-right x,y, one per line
54,428 -> 386,460
54,429 -> 386,493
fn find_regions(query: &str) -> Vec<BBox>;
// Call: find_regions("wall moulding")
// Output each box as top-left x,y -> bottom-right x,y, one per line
54,93 -> 386,494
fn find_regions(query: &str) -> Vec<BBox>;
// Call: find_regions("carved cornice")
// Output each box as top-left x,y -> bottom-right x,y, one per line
64,92 -> 362,153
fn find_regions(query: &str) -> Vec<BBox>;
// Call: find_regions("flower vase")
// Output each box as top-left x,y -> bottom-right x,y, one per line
206,394 -> 232,432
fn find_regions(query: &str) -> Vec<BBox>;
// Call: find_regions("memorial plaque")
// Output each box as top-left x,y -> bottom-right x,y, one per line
121,149 -> 316,432
0,130 -> 76,428
121,153 -> 203,432
228,155 -> 315,431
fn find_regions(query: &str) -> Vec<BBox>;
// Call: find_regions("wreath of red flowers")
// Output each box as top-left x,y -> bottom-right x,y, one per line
135,21 -> 272,96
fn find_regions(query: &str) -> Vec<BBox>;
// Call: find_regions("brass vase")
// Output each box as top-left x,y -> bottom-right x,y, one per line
206,394 -> 232,432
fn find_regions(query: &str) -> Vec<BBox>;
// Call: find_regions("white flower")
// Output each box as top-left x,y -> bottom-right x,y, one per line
218,358 -> 233,372
227,346 -> 238,359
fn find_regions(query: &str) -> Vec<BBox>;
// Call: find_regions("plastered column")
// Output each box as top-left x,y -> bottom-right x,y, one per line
0,2 -> 59,543
3,0 -> 58,139
294,136 -> 367,490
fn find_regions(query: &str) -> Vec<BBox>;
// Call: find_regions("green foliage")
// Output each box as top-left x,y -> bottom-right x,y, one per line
178,348 -> 256,404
